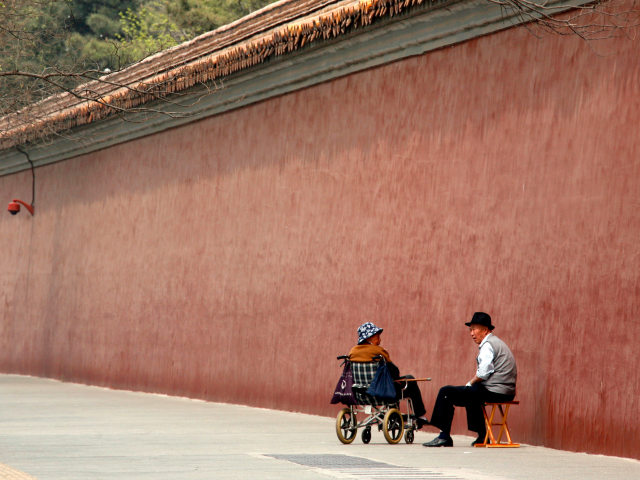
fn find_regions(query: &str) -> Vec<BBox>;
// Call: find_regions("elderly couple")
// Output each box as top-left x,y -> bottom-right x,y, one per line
349,312 -> 517,447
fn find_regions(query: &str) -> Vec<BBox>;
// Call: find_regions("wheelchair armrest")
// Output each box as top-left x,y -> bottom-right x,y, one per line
397,379 -> 409,390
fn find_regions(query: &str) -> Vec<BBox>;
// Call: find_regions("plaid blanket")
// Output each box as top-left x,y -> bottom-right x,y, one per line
351,362 -> 390,406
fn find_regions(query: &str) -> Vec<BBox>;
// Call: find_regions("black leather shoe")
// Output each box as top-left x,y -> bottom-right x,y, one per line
423,437 -> 453,447
471,433 -> 491,447
416,417 -> 430,429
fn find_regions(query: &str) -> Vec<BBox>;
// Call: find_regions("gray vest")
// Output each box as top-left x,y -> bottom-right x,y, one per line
481,335 -> 517,395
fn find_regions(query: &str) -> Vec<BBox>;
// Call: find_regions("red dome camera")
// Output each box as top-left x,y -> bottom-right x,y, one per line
7,199 -> 34,216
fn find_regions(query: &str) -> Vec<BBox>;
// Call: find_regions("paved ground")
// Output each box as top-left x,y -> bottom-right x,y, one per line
0,375 -> 638,480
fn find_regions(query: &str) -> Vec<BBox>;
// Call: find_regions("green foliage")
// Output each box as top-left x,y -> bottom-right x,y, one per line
0,0 -> 278,114
71,0 -> 142,36
88,0 -> 277,66
166,0 -> 276,35
1,1 -> 70,70
86,13 -> 121,37
0,1 -> 80,115
2,0 -> 279,73
116,5 -> 186,60
65,0 -> 277,68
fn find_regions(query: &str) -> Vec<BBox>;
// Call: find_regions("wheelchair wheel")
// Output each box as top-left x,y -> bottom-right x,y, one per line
405,429 -> 414,444
336,408 -> 357,444
361,426 -> 371,444
383,408 -> 404,444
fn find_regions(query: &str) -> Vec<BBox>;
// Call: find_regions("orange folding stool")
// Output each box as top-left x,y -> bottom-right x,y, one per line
474,401 -> 520,448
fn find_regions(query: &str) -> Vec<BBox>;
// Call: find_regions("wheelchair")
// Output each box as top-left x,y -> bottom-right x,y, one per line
334,355 -> 429,445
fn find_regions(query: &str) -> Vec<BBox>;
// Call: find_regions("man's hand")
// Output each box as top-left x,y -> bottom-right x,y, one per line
466,376 -> 484,387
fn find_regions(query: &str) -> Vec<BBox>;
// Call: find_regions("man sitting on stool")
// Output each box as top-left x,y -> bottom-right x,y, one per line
423,312 -> 517,447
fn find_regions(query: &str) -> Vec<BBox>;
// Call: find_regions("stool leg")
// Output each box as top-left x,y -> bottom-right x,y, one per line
475,405 -> 491,447
487,403 -> 520,448
482,406 -> 490,445
486,404 -> 498,445
495,404 -> 507,444
502,404 -> 513,445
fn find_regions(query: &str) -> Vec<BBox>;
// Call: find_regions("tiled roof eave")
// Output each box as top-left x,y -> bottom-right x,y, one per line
0,0 -> 442,151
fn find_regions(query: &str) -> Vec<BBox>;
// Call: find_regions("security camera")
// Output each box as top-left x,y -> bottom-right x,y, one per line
8,202 -> 20,215
7,200 -> 34,216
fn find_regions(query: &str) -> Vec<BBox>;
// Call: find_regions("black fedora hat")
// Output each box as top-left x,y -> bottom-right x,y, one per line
465,312 -> 495,330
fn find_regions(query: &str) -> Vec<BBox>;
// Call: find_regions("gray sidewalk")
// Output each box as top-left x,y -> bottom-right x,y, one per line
0,375 -> 638,480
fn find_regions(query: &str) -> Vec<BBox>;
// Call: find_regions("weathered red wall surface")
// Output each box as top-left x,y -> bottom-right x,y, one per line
1,24 -> 639,459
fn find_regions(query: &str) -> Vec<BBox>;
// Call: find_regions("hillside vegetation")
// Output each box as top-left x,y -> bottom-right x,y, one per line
0,0 -> 277,115
70,0 -> 278,69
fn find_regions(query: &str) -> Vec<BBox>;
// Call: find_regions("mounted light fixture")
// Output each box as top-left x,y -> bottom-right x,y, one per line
7,146 -> 35,216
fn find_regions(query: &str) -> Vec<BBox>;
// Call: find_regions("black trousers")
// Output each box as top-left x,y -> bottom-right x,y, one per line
428,384 -> 515,435
395,375 -> 427,418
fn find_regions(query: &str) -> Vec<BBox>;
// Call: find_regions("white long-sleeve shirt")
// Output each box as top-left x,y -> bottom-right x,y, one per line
476,333 -> 495,380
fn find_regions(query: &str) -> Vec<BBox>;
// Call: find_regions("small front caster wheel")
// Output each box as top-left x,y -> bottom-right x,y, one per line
405,429 -> 414,444
362,426 -> 372,444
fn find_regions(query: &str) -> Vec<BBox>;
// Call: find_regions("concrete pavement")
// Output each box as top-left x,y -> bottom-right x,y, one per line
0,375 -> 638,480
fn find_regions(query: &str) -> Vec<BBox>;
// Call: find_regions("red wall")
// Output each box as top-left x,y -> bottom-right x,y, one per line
1,24 -> 639,459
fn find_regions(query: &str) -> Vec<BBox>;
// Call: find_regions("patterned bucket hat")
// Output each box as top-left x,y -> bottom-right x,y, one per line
357,322 -> 383,344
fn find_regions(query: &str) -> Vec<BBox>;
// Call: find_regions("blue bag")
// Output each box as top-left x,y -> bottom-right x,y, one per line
366,362 -> 397,400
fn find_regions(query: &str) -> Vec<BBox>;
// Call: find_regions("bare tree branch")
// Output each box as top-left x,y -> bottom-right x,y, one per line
488,0 -> 640,43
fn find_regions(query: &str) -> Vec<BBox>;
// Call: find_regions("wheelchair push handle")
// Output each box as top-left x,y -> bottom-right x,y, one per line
336,354 -> 351,366
335,355 -> 385,362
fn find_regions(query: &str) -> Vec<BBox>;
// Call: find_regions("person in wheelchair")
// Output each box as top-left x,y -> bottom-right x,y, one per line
349,322 -> 429,428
